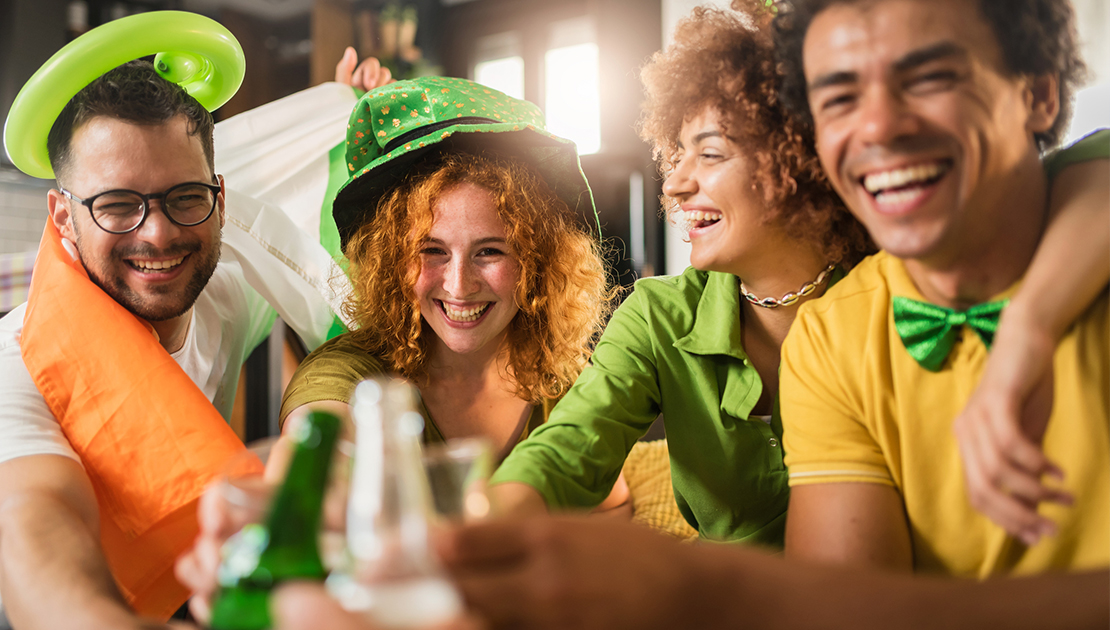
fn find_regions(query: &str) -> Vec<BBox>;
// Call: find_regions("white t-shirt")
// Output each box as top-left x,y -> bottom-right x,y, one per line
0,259 -> 276,466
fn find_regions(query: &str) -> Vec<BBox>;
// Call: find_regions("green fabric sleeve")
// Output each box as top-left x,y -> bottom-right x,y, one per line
279,333 -> 384,425
491,287 -> 661,509
1045,128 -> 1109,180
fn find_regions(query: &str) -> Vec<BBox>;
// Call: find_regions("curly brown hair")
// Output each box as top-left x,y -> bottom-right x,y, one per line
772,0 -> 1086,152
638,1 -> 872,267
343,151 -> 613,403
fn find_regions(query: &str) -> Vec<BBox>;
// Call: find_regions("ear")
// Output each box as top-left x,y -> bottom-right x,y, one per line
216,173 -> 227,229
47,189 -> 77,242
1024,73 -> 1060,135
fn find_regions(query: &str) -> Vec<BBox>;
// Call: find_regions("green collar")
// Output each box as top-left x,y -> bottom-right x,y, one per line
672,267 -> 848,361
673,271 -> 749,361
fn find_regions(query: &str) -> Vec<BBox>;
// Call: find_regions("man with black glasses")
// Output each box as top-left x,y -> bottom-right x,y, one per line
0,61 -> 293,629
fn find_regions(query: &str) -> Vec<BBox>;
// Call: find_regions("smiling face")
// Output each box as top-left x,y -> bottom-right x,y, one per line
414,182 -> 522,358
48,115 -> 224,323
661,108 -> 787,276
803,0 -> 1056,264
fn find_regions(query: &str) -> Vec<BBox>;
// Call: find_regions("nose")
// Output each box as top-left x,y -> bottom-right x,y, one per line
131,199 -> 182,248
855,84 -> 919,146
443,256 -> 480,297
662,153 -> 697,199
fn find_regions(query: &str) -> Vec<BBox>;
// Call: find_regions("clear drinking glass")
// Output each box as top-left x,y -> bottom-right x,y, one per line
328,377 -> 464,629
422,437 -> 493,523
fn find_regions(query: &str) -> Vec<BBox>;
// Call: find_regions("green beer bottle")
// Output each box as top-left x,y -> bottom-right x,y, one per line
209,410 -> 342,630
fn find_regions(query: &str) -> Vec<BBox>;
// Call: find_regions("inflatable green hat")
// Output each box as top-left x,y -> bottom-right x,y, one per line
332,76 -> 598,250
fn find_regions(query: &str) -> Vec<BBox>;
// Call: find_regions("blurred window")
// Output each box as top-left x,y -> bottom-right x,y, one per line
544,17 -> 600,155
473,32 -> 525,100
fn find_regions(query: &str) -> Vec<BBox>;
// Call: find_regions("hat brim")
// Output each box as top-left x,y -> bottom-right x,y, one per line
333,123 -> 596,251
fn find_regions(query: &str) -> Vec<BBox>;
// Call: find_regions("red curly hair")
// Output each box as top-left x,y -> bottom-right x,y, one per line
639,0 -> 872,266
343,151 -> 613,403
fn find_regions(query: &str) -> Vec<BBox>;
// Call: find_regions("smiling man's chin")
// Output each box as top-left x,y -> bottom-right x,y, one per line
867,219 -> 954,263
83,247 -> 220,323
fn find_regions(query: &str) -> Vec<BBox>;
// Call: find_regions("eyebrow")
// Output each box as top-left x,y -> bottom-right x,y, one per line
677,130 -> 724,149
808,70 -> 859,92
423,236 -> 507,246
893,41 -> 967,73
807,41 -> 968,91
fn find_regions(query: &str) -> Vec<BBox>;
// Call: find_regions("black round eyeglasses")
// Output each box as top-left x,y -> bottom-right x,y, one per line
60,180 -> 222,234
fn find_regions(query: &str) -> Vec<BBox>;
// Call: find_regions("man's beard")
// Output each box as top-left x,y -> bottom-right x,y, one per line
73,222 -> 222,322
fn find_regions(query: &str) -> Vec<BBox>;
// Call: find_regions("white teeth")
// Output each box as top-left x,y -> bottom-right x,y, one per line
130,256 -> 185,272
684,210 -> 723,224
863,162 -> 950,194
442,302 -> 489,322
875,186 -> 928,208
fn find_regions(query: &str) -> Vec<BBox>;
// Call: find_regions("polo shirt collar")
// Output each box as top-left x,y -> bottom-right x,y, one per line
673,271 -> 749,361
884,252 -> 1022,305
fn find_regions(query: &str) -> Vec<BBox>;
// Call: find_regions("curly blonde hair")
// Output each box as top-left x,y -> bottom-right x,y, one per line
343,151 -> 612,402
639,1 -> 872,267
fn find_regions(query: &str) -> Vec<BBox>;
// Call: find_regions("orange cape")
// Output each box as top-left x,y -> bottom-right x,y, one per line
21,221 -> 258,619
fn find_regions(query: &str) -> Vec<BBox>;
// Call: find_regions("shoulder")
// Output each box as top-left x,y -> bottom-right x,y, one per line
1044,128 -> 1110,179
281,333 -> 386,421
288,333 -> 386,393
785,253 -> 899,363
793,254 -> 895,328
0,303 -> 26,347
604,267 -> 716,342
0,305 -> 80,465
628,266 -> 712,304
621,267 -> 716,321
300,333 -> 385,373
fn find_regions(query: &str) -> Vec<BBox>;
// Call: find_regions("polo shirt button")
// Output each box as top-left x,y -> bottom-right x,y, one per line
768,437 -> 778,447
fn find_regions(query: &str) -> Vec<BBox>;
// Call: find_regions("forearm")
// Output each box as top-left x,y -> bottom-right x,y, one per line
0,493 -> 140,630
1014,159 -> 1109,341
693,544 -> 1108,630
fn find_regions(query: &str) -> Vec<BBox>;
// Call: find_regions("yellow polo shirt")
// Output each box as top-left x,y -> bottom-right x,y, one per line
780,251 -> 1109,577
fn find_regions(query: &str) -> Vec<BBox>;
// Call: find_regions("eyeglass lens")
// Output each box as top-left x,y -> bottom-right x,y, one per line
91,183 -> 217,233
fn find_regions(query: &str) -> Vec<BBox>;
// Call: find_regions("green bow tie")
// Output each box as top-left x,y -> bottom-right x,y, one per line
892,296 -> 1008,371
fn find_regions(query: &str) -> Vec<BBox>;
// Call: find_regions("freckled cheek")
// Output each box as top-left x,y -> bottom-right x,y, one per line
482,263 -> 522,301
413,265 -> 444,303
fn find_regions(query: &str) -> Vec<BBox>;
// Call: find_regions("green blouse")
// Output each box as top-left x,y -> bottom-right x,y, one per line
279,333 -> 551,445
492,267 -> 793,546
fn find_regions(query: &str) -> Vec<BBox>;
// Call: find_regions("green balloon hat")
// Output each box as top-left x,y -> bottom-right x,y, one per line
3,11 -> 245,179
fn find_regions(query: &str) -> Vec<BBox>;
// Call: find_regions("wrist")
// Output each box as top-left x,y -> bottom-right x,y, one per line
1002,292 -> 1072,344
997,300 -> 1059,348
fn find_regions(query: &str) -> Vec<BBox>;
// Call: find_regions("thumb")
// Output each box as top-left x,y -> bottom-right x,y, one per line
335,47 -> 358,84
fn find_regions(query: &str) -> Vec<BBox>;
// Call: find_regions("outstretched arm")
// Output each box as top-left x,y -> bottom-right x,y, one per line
440,515 -> 1108,630
954,156 -> 1109,543
0,455 -> 176,630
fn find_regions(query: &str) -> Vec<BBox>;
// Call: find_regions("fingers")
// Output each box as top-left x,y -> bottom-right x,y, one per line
353,57 -> 378,91
353,57 -> 394,91
335,47 -> 358,85
439,520 -> 534,568
956,410 -> 1067,545
451,567 -> 536,629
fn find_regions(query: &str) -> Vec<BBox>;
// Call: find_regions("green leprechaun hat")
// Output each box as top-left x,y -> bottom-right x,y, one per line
332,76 -> 598,250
